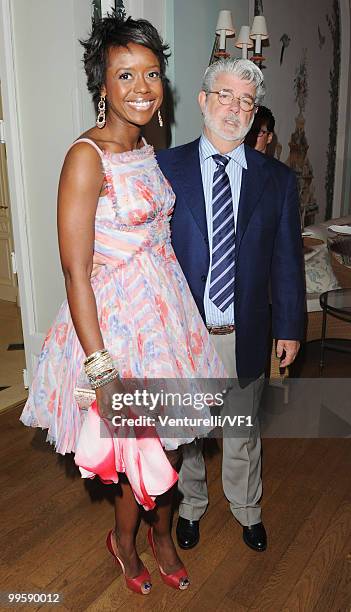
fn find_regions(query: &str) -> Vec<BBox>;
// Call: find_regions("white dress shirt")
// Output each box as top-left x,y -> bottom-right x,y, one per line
199,134 -> 247,325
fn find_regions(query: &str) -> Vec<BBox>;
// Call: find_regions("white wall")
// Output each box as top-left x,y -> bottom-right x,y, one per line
11,0 -> 94,333
170,0 -> 249,145
73,0 -> 96,134
129,0 -> 166,33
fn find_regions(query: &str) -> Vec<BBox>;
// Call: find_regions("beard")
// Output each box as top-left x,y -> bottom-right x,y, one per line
204,107 -> 255,143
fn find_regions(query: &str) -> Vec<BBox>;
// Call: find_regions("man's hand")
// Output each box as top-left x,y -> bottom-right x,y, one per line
276,340 -> 300,367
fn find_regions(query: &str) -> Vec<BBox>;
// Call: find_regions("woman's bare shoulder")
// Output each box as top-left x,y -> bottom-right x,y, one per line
60,132 -> 104,187
79,127 -> 137,155
64,131 -> 103,167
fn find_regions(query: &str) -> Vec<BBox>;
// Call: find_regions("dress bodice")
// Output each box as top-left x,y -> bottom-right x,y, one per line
72,139 -> 176,267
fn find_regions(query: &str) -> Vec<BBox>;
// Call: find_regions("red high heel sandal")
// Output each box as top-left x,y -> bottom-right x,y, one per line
148,527 -> 190,590
106,530 -> 152,595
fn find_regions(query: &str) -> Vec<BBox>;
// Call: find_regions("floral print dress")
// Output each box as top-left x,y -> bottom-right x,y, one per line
20,138 -> 226,509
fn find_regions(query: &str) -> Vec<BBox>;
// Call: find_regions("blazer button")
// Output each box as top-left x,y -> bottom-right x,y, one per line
201,275 -> 206,282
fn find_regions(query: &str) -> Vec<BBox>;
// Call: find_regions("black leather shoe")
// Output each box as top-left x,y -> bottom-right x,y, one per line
243,522 -> 267,552
176,517 -> 200,550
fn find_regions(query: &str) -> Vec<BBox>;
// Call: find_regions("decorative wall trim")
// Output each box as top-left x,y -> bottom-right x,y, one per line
334,0 -> 351,216
0,0 -> 37,381
254,1 -> 264,16
325,0 -> 341,220
115,0 -> 127,19
93,0 -> 127,20
287,49 -> 318,227
91,0 -> 101,23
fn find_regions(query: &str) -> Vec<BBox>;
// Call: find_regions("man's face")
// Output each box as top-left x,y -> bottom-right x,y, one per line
254,121 -> 273,153
198,73 -> 257,146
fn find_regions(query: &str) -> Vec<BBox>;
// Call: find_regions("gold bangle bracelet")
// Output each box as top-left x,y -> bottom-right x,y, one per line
84,348 -> 108,366
90,369 -> 119,389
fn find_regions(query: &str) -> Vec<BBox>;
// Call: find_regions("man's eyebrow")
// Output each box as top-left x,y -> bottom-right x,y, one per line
220,88 -> 254,98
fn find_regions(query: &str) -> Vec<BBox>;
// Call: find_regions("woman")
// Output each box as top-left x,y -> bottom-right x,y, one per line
20,14 -> 225,595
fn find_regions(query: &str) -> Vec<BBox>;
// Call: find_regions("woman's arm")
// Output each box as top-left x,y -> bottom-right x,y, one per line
57,142 -> 104,356
58,142 -> 130,419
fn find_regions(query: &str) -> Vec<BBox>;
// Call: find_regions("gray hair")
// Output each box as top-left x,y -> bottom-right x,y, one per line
202,58 -> 265,104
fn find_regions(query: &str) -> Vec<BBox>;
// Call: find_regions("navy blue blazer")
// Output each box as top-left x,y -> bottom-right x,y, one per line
156,139 -> 305,381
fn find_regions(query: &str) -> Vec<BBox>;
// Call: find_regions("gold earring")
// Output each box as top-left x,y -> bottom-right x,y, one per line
158,109 -> 163,127
96,95 -> 106,129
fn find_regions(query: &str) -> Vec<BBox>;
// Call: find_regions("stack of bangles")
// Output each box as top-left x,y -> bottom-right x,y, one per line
84,348 -> 119,390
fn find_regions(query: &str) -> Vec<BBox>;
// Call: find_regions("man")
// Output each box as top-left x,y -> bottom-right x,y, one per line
245,105 -> 275,153
156,59 -> 305,553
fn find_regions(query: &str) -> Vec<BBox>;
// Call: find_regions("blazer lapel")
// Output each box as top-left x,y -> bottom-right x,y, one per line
172,139 -> 208,239
236,147 -> 270,252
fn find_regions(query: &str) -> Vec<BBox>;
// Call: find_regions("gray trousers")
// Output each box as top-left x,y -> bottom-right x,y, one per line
178,332 -> 264,527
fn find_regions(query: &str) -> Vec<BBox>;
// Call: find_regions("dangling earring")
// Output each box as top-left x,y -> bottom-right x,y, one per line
157,109 -> 163,128
96,95 -> 106,129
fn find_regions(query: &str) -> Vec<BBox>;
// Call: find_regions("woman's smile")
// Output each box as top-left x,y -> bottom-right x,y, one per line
126,98 -> 156,111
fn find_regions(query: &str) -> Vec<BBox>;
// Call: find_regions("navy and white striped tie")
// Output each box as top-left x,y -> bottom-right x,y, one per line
209,154 -> 235,312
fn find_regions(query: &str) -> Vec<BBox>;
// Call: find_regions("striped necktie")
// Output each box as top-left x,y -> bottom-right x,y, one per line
209,154 -> 235,312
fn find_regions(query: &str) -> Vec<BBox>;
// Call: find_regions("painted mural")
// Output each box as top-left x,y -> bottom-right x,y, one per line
257,0 -> 341,222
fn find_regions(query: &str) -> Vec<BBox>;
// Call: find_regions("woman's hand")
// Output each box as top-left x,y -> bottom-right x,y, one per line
95,377 -> 127,421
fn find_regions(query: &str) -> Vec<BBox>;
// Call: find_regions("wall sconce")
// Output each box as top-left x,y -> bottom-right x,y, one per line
215,10 -> 235,59
235,26 -> 254,60
250,16 -> 269,65
210,10 -> 269,67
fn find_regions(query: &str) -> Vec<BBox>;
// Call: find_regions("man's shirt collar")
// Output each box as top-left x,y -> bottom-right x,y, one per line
199,133 -> 247,169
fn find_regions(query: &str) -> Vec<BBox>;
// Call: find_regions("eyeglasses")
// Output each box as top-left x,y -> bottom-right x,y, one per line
207,89 -> 256,112
257,129 -> 271,137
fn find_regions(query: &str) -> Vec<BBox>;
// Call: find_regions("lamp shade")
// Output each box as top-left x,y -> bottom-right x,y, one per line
250,15 -> 269,39
216,10 -> 235,36
235,25 -> 254,48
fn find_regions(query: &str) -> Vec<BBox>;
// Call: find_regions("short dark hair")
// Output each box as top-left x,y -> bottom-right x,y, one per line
253,105 -> 275,133
80,12 -> 170,111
